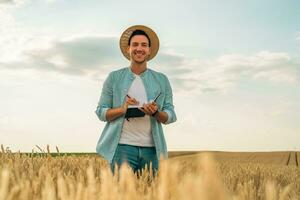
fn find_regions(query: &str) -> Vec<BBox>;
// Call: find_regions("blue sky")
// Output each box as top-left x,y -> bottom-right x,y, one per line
0,0 -> 300,152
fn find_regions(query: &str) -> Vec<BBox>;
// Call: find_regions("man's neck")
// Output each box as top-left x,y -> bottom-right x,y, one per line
130,61 -> 147,75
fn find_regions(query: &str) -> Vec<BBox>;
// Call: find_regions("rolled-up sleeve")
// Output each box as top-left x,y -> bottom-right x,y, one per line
95,72 -> 113,122
161,75 -> 177,125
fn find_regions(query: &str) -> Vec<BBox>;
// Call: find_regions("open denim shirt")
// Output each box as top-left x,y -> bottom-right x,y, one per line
95,67 -> 177,163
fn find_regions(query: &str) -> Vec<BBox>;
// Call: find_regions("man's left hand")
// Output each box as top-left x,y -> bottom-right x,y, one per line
138,102 -> 158,116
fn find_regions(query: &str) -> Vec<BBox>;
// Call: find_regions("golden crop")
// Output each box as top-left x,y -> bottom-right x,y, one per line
0,146 -> 299,200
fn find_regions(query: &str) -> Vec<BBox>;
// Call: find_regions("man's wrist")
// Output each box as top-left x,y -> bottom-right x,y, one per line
122,103 -> 128,114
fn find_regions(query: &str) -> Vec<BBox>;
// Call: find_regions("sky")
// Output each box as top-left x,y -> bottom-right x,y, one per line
0,0 -> 300,153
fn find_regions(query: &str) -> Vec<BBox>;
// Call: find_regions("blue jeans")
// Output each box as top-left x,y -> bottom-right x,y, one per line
110,143 -> 158,176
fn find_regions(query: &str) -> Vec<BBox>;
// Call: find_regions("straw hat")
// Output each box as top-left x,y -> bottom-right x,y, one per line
119,25 -> 159,61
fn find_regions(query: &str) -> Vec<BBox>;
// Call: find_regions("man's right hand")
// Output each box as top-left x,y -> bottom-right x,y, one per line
122,96 -> 139,114
106,96 -> 139,122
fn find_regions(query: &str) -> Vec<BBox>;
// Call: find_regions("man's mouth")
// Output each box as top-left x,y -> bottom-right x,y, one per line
134,51 -> 144,56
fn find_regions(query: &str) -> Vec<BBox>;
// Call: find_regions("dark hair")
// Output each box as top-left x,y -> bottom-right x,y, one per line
128,30 -> 151,47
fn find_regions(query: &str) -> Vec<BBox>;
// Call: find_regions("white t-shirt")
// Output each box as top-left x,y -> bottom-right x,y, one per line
119,74 -> 154,147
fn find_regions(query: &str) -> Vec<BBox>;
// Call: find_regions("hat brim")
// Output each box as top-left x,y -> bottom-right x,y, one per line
119,25 -> 159,61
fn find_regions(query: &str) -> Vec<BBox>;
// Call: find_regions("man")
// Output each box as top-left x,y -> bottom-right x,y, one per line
95,25 -> 177,176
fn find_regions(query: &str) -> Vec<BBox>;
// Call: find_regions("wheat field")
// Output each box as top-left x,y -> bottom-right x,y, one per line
0,145 -> 299,200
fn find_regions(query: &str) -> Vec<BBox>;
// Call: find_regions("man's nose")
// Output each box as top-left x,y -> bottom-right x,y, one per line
136,45 -> 143,50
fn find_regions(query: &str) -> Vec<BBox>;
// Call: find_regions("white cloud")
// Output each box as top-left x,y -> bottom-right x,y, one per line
0,0 -> 56,6
0,0 -> 26,7
44,0 -> 56,3
2,32 -> 299,93
0,1 -> 55,65
217,51 -> 299,84
0,1 -> 299,95
253,68 -> 299,83
168,51 -> 300,94
1,36 -> 123,77
0,0 -> 11,4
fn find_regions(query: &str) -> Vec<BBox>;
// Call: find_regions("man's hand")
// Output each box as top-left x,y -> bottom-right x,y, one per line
138,102 -> 158,116
139,102 -> 169,123
122,96 -> 139,114
105,96 -> 139,122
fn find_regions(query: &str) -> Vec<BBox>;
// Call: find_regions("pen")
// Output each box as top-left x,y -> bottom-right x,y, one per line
153,92 -> 161,102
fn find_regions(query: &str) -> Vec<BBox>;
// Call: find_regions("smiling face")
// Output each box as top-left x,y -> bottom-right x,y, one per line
127,35 -> 151,64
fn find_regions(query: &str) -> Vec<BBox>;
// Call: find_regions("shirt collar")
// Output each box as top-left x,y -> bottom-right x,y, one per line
127,66 -> 149,78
